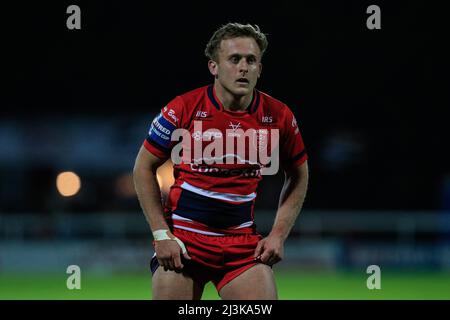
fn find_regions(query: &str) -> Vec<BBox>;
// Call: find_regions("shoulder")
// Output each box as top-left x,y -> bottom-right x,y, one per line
164,85 -> 210,126
256,89 -> 296,122
177,85 -> 210,106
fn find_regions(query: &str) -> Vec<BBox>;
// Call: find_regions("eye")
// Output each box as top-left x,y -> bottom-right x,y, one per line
230,56 -> 240,64
247,56 -> 256,64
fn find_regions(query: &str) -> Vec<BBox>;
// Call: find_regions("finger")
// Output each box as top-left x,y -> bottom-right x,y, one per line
160,257 -> 170,271
254,240 -> 265,258
173,253 -> 183,270
260,250 -> 273,264
167,258 -> 175,271
157,258 -> 168,272
159,258 -> 168,271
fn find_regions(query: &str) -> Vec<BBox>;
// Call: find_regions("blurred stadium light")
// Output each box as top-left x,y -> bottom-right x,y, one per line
56,171 -> 81,197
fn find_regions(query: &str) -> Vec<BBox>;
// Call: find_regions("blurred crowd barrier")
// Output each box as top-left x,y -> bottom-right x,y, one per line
1,210 -> 450,273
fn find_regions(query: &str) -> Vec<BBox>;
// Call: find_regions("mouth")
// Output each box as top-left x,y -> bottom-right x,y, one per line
236,78 -> 249,85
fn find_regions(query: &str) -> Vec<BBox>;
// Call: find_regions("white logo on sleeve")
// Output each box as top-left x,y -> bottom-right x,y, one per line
167,109 -> 179,124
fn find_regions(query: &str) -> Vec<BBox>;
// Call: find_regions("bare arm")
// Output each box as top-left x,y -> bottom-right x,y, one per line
272,161 -> 309,240
133,145 -> 168,231
133,145 -> 190,271
254,161 -> 309,265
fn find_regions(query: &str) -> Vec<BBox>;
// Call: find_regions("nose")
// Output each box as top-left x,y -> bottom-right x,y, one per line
238,58 -> 249,74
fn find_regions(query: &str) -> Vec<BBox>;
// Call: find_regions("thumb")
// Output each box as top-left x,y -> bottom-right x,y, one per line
254,239 -> 265,258
183,251 -> 191,260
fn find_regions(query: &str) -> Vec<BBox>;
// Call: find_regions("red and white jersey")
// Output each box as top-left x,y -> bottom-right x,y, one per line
143,85 -> 307,235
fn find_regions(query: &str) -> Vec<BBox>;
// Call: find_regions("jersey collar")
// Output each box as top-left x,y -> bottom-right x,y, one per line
207,84 -> 260,114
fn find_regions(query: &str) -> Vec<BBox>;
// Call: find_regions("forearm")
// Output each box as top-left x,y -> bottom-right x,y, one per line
270,166 -> 309,241
133,166 -> 169,232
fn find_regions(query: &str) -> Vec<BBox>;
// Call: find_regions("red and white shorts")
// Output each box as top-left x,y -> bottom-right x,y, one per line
151,227 -> 263,292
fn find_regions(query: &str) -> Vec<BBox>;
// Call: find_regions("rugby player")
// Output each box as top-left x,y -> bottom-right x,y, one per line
133,23 -> 309,299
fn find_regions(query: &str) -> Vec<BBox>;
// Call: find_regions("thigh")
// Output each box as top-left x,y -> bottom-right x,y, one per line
152,267 -> 204,300
218,263 -> 277,300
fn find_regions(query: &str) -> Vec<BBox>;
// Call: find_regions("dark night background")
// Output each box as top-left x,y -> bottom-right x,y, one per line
2,0 -> 449,214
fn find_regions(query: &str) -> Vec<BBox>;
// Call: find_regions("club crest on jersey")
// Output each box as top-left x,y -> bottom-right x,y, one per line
229,121 -> 241,131
227,121 -> 242,138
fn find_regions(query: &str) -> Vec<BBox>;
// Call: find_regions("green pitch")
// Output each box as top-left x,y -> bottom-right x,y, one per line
1,269 -> 449,300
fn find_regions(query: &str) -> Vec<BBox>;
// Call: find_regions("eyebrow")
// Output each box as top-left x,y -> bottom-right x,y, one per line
228,53 -> 257,59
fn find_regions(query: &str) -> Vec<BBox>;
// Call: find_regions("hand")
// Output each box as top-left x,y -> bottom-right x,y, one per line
253,235 -> 284,266
155,234 -> 191,272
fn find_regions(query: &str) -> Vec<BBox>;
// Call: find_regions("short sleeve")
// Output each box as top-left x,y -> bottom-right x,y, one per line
143,96 -> 185,159
280,105 -> 308,169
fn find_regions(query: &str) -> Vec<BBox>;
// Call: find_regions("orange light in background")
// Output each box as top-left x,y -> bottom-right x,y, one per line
156,160 -> 175,195
56,171 -> 81,197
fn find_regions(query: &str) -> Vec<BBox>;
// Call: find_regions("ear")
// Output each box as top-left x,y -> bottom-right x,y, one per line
208,60 -> 218,78
257,62 -> 263,78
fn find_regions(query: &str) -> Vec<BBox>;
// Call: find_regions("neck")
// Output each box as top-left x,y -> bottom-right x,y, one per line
214,82 -> 253,112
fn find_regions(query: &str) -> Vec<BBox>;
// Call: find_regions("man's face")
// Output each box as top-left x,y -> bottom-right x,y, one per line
209,37 -> 262,97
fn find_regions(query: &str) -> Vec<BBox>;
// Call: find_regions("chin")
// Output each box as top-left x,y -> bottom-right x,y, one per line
232,86 -> 252,96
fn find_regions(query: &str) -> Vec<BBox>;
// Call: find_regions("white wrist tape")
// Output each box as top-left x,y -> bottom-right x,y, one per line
153,229 -> 187,254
